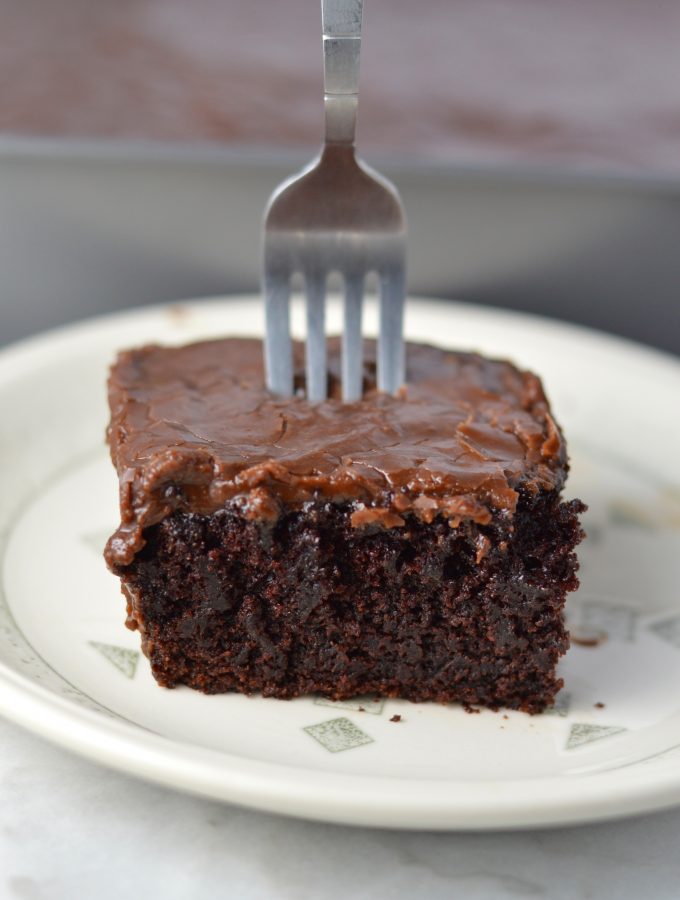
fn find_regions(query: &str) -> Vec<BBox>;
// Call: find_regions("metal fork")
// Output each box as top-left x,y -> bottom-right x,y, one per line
262,0 -> 406,403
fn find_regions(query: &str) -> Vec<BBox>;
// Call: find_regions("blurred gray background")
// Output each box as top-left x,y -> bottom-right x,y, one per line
2,144 -> 680,355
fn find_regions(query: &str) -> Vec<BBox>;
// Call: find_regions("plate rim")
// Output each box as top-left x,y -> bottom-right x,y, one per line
5,655 -> 680,831
2,294 -> 680,831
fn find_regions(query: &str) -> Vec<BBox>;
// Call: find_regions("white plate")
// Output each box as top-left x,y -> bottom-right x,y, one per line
2,296 -> 680,830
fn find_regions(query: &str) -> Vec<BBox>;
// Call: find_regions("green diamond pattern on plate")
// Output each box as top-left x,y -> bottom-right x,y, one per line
314,696 -> 385,715
304,717 -> 374,753
545,691 -> 571,717
608,500 -> 656,531
577,600 -> 638,642
89,641 -> 139,679
566,723 -> 627,750
648,615 -> 680,650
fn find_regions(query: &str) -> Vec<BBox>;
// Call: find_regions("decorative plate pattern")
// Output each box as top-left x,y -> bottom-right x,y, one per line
304,718 -> 374,753
1,297 -> 680,829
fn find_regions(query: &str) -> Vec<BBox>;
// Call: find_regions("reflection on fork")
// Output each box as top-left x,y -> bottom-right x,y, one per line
262,0 -> 406,403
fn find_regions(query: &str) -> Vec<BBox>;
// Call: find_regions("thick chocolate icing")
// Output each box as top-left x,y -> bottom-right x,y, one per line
105,338 -> 567,568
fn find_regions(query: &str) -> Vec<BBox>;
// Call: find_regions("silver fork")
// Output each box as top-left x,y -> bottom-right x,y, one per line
262,0 -> 406,403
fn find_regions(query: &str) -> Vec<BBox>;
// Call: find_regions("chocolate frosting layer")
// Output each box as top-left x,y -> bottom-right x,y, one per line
105,338 -> 567,568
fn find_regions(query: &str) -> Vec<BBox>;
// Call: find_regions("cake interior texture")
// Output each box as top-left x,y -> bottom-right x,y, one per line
105,338 -> 585,713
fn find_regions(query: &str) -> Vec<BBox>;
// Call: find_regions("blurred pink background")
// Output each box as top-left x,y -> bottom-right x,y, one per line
3,0 -> 680,174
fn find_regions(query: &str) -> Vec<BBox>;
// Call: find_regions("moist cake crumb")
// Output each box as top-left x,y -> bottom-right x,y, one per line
105,337 -> 585,712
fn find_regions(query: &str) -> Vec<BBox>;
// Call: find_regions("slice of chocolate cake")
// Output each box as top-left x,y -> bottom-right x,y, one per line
104,337 -> 584,712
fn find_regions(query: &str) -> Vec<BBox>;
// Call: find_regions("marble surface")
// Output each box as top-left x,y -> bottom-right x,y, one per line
1,717 -> 679,900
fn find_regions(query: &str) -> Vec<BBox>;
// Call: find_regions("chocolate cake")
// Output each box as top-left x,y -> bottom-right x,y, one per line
105,337 -> 584,712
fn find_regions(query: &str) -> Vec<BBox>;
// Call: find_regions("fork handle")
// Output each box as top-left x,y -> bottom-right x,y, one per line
322,0 -> 363,144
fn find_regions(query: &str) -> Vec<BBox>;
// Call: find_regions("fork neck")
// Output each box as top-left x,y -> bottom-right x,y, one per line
324,95 -> 358,146
322,0 -> 363,146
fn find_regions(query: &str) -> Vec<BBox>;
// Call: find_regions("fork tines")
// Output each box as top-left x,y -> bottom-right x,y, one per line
262,0 -> 406,404
264,213 -> 406,404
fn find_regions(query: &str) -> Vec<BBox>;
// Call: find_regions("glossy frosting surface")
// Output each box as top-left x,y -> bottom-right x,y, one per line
105,338 -> 566,567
